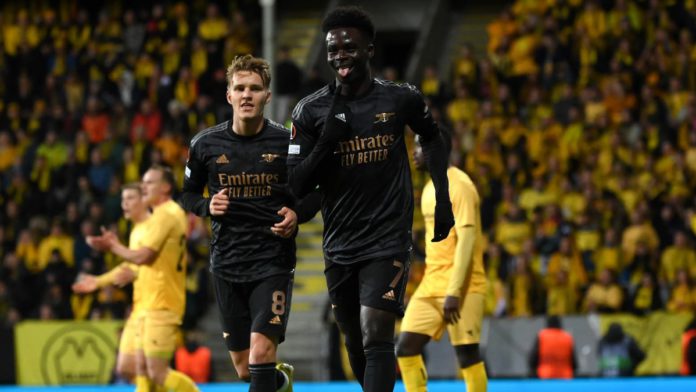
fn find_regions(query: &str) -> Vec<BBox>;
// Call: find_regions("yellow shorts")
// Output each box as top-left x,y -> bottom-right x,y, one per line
137,310 -> 181,359
119,312 -> 143,356
400,292 -> 484,345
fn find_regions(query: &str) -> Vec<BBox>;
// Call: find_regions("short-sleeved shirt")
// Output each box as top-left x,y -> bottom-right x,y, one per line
137,199 -> 188,317
288,80 -> 440,264
416,167 -> 487,297
182,120 -> 297,282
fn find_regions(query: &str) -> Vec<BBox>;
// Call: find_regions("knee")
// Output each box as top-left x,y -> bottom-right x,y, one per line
395,338 -> 418,358
455,344 -> 482,368
249,334 -> 277,364
361,307 -> 396,346
115,364 -> 135,382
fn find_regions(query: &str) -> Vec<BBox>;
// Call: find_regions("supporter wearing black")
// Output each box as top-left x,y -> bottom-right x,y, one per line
180,55 -> 308,392
287,7 -> 454,392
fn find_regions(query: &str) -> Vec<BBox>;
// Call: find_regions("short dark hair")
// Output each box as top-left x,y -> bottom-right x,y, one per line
149,164 -> 177,195
322,6 -> 375,41
547,315 -> 562,329
121,182 -> 143,194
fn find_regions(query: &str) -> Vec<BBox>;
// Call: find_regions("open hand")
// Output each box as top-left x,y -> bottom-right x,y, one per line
272,207 -> 298,238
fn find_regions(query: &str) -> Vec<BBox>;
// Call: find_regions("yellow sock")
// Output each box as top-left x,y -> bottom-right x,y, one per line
397,355 -> 428,392
461,362 -> 487,392
163,369 -> 200,392
134,375 -> 153,392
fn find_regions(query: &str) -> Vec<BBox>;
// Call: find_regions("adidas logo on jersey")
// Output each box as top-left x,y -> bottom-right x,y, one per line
382,290 -> 396,301
216,154 -> 230,164
269,315 -> 282,325
335,113 -> 346,122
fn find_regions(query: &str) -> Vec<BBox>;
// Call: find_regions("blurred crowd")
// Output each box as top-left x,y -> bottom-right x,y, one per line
0,0 -> 270,329
2,0 -> 696,332
411,0 -> 696,317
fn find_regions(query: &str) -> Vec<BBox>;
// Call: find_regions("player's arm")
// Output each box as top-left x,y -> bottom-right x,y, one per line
179,141 -> 212,217
109,240 -> 158,265
72,262 -> 137,293
288,87 -> 350,198
294,189 -> 322,224
443,183 -> 477,324
404,89 -> 454,242
443,226 -> 475,322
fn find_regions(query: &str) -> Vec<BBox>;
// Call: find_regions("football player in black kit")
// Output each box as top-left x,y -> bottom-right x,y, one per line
287,7 -> 455,392
180,55 -> 317,392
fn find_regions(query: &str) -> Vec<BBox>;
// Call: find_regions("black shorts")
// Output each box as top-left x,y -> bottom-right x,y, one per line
213,273 -> 294,352
325,252 -> 410,317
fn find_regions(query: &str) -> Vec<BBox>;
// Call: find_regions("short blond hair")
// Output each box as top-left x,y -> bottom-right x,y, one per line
226,54 -> 271,89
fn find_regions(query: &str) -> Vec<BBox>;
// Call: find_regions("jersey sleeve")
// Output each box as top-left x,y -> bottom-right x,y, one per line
179,138 -> 210,216
452,180 -> 478,228
139,209 -> 175,252
287,107 -> 319,167
401,85 -> 439,140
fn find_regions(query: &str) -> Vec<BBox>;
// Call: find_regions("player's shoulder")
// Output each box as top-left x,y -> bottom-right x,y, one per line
449,168 -> 479,197
374,78 -> 422,97
264,118 -> 291,136
190,120 -> 230,148
152,200 -> 186,223
291,85 -> 331,120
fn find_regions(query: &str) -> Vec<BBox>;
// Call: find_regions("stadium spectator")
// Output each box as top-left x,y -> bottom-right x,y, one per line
583,268 -> 624,313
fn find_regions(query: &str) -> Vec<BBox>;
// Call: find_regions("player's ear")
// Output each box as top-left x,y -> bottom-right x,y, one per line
367,43 -> 375,59
265,90 -> 272,105
226,87 -> 233,105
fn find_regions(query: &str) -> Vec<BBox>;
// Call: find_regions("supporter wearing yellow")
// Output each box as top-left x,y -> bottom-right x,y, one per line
582,269 -> 624,313
91,166 -> 198,392
546,236 -> 588,290
546,269 -> 577,316
508,256 -> 537,317
71,183 -> 149,387
397,135 -> 487,392
594,228 -> 623,274
495,204 -> 532,256
621,211 -> 659,261
667,269 -> 696,313
660,231 -> 696,285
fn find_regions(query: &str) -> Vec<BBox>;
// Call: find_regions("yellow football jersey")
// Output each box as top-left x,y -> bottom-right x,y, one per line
128,221 -> 147,315
417,167 -> 487,298
137,199 -> 188,318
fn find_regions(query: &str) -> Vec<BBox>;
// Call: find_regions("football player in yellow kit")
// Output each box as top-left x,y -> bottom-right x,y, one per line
396,134 -> 488,392
90,166 -> 199,392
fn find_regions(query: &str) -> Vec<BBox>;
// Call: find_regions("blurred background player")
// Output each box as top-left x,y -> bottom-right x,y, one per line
287,7 -> 454,392
90,165 -> 199,392
180,54 -> 317,392
397,133 -> 488,392
72,182 -> 148,388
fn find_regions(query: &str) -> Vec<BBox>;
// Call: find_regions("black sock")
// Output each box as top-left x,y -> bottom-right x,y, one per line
275,369 -> 286,389
364,341 -> 396,392
248,363 -> 277,392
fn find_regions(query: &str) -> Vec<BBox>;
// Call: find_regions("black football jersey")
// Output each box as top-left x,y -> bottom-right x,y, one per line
288,80 -> 440,264
181,119 -> 296,282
